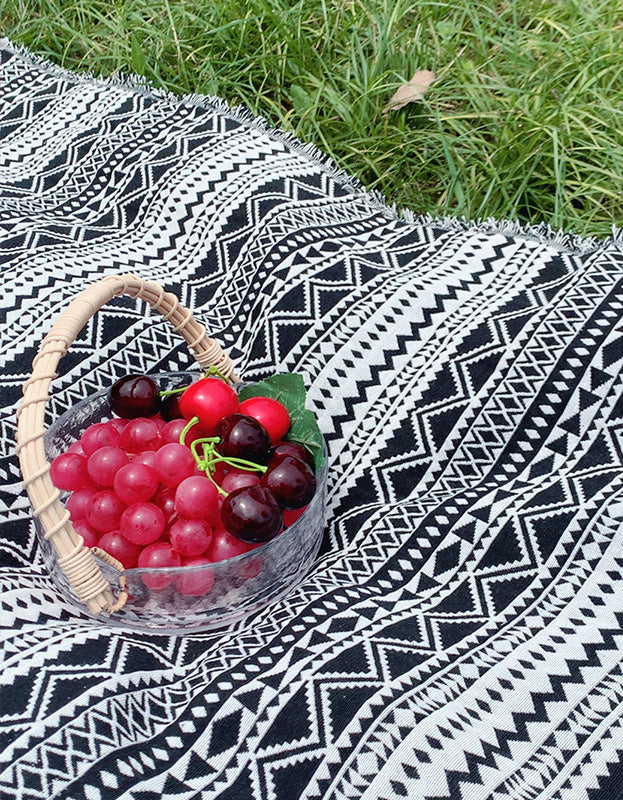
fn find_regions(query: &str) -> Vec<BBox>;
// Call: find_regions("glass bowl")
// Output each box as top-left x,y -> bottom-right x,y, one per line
39,372 -> 327,633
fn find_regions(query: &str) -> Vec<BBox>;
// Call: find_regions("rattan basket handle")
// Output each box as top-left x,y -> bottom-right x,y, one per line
16,273 -> 238,615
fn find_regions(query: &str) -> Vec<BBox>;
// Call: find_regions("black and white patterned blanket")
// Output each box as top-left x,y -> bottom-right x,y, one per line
1,40 -> 623,800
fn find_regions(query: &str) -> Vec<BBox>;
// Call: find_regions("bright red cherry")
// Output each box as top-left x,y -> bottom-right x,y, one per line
238,396 -> 290,443
178,377 -> 239,434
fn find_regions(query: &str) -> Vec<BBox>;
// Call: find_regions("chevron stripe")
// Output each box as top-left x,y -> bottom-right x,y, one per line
2,42 -> 623,800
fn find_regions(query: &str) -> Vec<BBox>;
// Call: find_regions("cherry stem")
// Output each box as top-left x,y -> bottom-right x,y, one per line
159,366 -> 230,402
200,443 -> 229,496
179,422 -> 267,495
204,365 -> 231,384
188,437 -> 218,471
206,455 -> 267,474
179,416 -> 200,446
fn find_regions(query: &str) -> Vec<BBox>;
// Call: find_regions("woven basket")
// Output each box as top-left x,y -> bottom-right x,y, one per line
16,273 -> 238,617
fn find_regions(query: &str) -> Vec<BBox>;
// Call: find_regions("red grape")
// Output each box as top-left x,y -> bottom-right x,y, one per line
119,502 -> 165,545
113,462 -> 159,504
208,527 -> 256,561
81,422 -> 121,456
220,469 -> 261,493
177,557 -> 215,595
120,417 -> 163,453
66,486 -> 97,520
152,487 -> 176,522
98,530 -> 141,568
85,490 -> 125,532
169,518 -> 212,557
107,418 -> 128,435
73,518 -> 99,548
50,452 -> 91,491
137,542 -> 181,589
174,476 -> 219,521
86,446 -> 130,486
133,450 -> 157,469
68,441 -> 86,456
153,443 -> 196,488
161,418 -> 187,445
242,554 -> 264,580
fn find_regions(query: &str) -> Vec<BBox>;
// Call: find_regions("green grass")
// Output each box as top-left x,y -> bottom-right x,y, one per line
3,0 -> 623,238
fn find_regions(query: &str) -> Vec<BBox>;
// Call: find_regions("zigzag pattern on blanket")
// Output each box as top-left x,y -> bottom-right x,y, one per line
1,41 -> 623,800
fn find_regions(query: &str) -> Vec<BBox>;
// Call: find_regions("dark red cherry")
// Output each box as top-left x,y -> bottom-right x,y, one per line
215,413 -> 271,463
109,375 -> 160,419
271,440 -> 315,468
261,454 -> 316,509
160,392 -> 184,421
221,485 -> 283,543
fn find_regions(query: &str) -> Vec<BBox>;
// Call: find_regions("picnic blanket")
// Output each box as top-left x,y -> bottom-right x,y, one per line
1,39 -> 623,800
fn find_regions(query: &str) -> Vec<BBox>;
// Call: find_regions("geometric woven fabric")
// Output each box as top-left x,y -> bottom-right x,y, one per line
1,39 -> 622,800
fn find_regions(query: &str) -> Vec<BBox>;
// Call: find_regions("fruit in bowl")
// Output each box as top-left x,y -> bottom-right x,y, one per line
47,369 -> 326,623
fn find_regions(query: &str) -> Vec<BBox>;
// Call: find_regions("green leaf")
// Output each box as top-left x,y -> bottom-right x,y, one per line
239,372 -> 325,470
287,408 -> 325,470
238,372 -> 306,410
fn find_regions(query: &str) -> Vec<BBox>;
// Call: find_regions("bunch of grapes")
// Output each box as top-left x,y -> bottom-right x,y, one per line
49,373 -> 317,595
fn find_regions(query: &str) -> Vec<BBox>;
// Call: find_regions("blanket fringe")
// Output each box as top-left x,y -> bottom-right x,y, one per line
2,37 -> 621,256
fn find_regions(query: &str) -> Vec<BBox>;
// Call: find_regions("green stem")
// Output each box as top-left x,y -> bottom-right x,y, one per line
159,386 -> 189,397
204,365 -> 232,384
206,455 -> 267,474
180,416 -> 200,446
179,423 -> 267,497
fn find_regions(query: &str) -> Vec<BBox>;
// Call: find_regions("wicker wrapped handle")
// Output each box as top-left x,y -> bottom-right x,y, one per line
16,273 -> 238,615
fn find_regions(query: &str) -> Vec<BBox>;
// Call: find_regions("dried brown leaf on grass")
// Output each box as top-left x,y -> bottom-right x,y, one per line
383,70 -> 437,115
